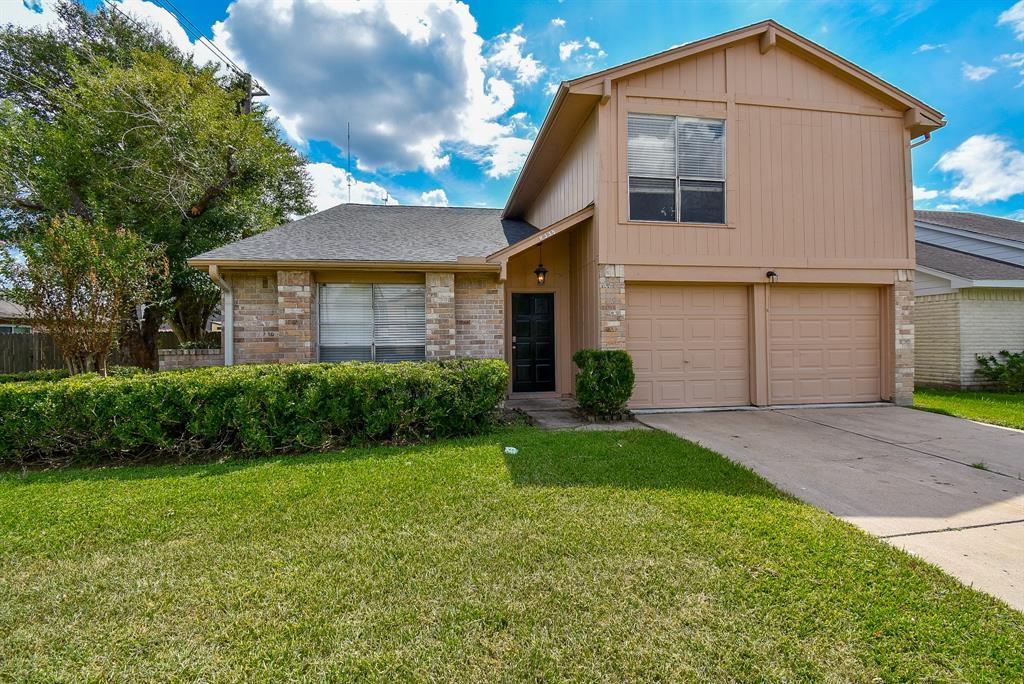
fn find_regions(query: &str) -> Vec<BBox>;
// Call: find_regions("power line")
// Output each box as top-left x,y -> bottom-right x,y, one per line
151,0 -> 266,95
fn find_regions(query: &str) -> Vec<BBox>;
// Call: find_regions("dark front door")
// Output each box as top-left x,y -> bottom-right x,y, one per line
512,293 -> 556,393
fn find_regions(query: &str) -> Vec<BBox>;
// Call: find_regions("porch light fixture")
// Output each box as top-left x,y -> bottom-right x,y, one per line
766,270 -> 778,283
534,242 -> 548,285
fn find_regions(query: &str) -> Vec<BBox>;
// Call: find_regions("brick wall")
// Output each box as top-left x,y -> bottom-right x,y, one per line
892,270 -> 915,406
914,293 -> 961,388
231,271 -> 280,364
276,270 -> 315,363
597,264 -> 626,350
455,273 -> 504,358
158,348 -> 224,371
959,288 -> 1024,389
425,272 -> 456,359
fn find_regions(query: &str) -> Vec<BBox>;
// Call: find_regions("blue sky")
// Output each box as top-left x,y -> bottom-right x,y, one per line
6,0 -> 1024,218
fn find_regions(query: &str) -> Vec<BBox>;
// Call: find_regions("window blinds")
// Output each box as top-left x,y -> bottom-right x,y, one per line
318,283 -> 425,362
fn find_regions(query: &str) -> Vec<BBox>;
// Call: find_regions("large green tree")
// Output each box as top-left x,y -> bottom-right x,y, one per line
0,1 -> 312,367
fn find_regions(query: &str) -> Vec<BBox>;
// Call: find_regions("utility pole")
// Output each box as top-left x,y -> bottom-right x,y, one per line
240,73 -> 268,116
347,122 -> 352,204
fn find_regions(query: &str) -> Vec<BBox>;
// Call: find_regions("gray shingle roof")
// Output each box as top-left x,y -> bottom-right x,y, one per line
915,211 -> 1023,243
191,204 -> 537,264
916,242 -> 1024,280
0,299 -> 27,319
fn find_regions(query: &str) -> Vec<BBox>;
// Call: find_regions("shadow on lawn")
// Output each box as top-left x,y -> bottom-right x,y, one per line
502,434 -> 785,497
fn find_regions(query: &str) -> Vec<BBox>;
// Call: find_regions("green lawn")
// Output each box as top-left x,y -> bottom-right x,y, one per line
915,388 -> 1024,430
1,428 -> 1020,682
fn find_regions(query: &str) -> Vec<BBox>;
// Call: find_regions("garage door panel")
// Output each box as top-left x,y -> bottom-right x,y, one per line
768,286 -> 881,404
627,284 -> 750,409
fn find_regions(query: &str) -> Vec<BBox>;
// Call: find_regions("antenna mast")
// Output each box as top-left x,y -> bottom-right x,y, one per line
347,122 -> 352,204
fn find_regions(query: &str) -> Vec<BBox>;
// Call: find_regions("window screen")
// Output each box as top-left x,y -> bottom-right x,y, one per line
627,113 -> 726,224
318,283 -> 425,362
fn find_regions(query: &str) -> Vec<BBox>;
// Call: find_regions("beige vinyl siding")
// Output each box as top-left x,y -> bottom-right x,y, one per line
569,218 -> 599,353
525,109 -> 598,229
598,38 -> 912,269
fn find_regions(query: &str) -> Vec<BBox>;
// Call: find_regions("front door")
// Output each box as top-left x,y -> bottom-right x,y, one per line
512,293 -> 555,393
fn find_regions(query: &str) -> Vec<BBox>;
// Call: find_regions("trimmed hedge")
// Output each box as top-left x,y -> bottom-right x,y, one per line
0,359 -> 509,467
573,349 -> 635,418
0,366 -> 145,384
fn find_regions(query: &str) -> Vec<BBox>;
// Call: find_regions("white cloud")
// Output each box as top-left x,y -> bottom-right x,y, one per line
935,203 -> 963,211
306,162 -> 397,211
550,17 -> 565,27
998,0 -> 1024,40
558,40 -> 581,61
418,189 -> 449,206
488,26 -> 545,85
962,63 -> 997,81
914,43 -> 947,53
482,136 -> 534,178
544,81 -> 560,96
210,0 -> 534,177
998,52 -> 1024,87
936,134 -> 1024,203
558,35 -> 605,69
1,0 -> 57,28
913,185 -> 939,200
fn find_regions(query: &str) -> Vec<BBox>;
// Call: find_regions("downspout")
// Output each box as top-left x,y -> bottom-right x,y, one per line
208,265 -> 233,366
910,132 -> 931,149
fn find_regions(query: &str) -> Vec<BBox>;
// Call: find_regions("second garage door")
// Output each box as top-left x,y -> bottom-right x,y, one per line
626,284 -> 749,409
767,285 -> 882,404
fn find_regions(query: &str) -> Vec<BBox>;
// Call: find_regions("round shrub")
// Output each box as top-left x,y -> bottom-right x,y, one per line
573,349 -> 635,418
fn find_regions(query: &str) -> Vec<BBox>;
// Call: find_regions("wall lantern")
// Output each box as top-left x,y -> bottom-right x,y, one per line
534,242 -> 548,285
766,270 -> 778,283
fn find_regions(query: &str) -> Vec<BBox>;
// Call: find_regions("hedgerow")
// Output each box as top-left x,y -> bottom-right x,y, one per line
0,366 -> 146,384
0,359 -> 509,467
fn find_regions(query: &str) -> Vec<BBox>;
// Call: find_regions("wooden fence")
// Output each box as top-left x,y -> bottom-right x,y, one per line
0,331 -> 221,373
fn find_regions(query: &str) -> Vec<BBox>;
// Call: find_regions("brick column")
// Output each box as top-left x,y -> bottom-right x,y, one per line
893,269 -> 915,406
455,273 -> 504,358
425,272 -> 456,359
598,264 -> 626,350
277,270 -> 315,363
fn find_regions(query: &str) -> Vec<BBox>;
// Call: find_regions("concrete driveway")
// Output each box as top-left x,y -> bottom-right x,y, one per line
637,406 -> 1024,610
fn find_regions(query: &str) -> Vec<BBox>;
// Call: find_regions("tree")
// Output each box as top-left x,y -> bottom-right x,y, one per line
0,214 -> 165,375
0,1 -> 313,367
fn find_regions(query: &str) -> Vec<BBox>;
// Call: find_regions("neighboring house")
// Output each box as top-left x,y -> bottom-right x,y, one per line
914,211 -> 1024,389
0,300 -> 31,334
190,20 -> 944,409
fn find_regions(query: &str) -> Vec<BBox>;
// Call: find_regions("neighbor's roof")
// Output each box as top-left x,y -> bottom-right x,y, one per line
916,242 -> 1024,281
915,211 -> 1024,244
0,299 -> 27,319
190,204 -> 537,267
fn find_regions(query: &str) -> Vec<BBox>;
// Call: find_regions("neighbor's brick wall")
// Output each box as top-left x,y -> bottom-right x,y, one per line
598,264 -> 626,350
276,270 -> 315,363
959,288 -> 1024,389
425,272 -> 456,359
158,348 -> 224,371
914,293 -> 961,388
893,270 -> 915,406
454,273 -> 504,358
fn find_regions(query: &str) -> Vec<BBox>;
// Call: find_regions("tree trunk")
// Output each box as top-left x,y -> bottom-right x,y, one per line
169,286 -> 220,344
120,307 -> 163,370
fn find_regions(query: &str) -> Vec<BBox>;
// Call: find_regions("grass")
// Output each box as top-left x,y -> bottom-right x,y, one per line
914,388 -> 1024,430
1,428 -> 1021,682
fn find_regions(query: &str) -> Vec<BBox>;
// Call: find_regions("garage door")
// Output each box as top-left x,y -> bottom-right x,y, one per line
767,286 -> 881,404
626,284 -> 749,409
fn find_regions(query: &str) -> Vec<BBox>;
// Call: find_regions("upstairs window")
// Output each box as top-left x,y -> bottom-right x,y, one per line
319,283 -> 426,362
627,113 -> 726,224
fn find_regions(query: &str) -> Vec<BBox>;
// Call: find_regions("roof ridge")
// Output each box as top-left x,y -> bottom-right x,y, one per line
916,240 -> 1024,269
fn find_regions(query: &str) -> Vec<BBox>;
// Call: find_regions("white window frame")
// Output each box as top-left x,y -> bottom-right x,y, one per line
627,113 -> 727,225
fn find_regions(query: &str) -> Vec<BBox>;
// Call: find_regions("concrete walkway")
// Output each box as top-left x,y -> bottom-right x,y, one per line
637,406 -> 1024,610
506,397 -> 648,431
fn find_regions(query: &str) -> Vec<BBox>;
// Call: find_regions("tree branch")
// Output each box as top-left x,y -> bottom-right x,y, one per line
188,146 -> 238,218
14,197 -> 45,211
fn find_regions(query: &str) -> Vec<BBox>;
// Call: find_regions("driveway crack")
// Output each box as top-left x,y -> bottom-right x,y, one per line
880,519 -> 1024,539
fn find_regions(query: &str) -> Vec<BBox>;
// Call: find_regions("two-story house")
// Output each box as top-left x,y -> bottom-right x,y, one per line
188,20 -> 945,409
